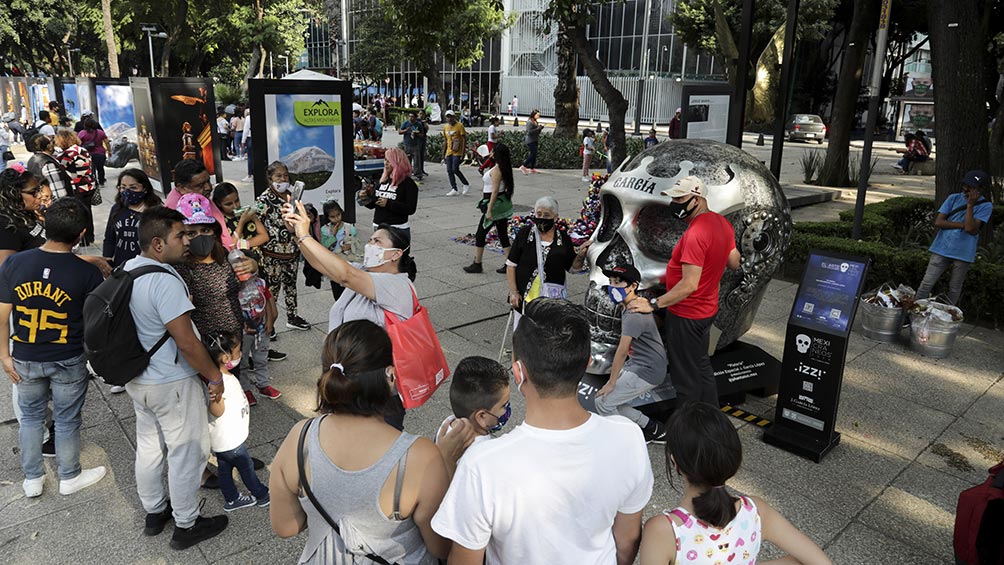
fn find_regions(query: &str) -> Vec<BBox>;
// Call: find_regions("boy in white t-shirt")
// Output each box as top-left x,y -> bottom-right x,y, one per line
203,331 -> 270,512
432,299 -> 653,565
436,356 -> 511,469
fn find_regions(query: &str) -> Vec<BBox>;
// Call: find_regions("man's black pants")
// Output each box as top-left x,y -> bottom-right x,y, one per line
664,312 -> 718,406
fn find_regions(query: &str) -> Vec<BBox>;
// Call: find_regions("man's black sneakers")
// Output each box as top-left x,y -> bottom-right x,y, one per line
170,515 -> 229,550
287,315 -> 311,330
267,349 -> 287,362
145,501 -> 173,536
643,420 -> 668,444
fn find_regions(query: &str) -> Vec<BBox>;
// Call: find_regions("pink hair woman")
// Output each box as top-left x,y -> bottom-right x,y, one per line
358,147 -> 418,241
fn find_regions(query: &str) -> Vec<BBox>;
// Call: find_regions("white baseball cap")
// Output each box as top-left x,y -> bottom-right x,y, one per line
445,109 -> 455,116
662,175 -> 707,198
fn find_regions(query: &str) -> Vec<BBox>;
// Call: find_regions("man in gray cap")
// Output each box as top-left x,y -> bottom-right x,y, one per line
916,170 -> 993,305
74,109 -> 102,133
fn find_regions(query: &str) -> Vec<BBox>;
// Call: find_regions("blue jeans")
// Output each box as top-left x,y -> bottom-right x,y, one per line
445,155 -> 468,190
523,142 -> 538,169
215,443 -> 268,503
15,353 -> 89,481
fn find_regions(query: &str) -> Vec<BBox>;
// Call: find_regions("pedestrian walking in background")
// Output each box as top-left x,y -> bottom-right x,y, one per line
26,134 -> 71,199
581,128 -> 595,182
519,110 -> 544,175
668,108 -> 682,139
53,130 -> 97,246
77,118 -> 110,186
442,110 -> 470,196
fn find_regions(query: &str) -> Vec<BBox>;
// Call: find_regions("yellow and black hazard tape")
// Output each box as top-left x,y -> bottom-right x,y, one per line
720,405 -> 772,427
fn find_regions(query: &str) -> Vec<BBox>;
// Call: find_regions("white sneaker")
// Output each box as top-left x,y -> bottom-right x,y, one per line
461,184 -> 470,195
59,466 -> 107,495
23,476 -> 44,498
110,385 -> 126,394
446,189 -> 459,196
582,176 -> 590,182
241,176 -> 253,182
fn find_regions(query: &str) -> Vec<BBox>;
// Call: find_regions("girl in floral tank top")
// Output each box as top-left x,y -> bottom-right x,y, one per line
638,403 -> 831,565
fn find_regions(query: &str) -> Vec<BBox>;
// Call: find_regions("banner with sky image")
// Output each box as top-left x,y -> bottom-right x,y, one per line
29,80 -> 53,122
129,77 -> 222,193
56,78 -> 80,123
94,80 -> 136,143
249,78 -> 355,223
74,78 -> 95,122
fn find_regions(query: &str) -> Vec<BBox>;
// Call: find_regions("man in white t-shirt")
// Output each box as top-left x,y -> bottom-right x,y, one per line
432,298 -> 653,565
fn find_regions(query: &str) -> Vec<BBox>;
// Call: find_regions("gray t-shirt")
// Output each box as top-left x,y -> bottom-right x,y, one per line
620,310 -> 667,385
328,271 -> 415,332
125,256 -> 198,385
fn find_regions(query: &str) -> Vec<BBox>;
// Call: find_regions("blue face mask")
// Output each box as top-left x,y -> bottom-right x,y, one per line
487,401 -> 511,433
607,285 -> 628,304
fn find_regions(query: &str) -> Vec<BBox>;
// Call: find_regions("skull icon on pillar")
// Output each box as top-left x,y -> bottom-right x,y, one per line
583,139 -> 792,374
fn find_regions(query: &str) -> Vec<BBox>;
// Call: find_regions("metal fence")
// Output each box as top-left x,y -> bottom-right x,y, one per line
501,75 -> 696,126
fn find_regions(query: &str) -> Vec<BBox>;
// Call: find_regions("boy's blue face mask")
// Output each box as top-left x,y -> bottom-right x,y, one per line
487,401 -> 511,433
607,285 -> 628,304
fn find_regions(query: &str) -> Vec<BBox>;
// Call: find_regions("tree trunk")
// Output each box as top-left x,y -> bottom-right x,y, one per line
245,46 -> 264,88
101,0 -> 119,77
419,51 -> 447,115
552,23 -> 580,139
990,85 -> 1004,181
817,0 -> 876,187
928,0 -> 989,205
568,25 -> 629,168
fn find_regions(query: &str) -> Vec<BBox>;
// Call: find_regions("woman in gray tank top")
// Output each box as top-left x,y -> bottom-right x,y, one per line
269,320 -> 473,563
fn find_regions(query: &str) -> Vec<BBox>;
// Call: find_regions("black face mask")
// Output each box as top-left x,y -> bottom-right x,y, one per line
532,216 -> 556,232
189,234 -> 216,258
667,197 -> 697,220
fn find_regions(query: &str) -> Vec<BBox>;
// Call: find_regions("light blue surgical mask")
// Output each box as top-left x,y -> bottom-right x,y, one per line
607,285 -> 628,304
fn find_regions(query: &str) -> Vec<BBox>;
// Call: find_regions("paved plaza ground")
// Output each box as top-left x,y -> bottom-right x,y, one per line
1,126 -> 1001,564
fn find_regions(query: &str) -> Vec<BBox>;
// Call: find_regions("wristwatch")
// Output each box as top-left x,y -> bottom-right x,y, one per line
648,297 -> 659,310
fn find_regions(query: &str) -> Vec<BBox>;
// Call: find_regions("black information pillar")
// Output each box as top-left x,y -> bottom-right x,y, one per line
763,250 -> 870,462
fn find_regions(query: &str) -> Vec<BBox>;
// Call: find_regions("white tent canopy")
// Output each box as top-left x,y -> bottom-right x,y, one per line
281,69 -> 336,81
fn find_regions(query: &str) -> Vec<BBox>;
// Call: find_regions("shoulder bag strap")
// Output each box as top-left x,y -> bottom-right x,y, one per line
129,265 -> 178,356
296,416 -> 397,565
391,447 -> 409,521
533,227 -> 545,281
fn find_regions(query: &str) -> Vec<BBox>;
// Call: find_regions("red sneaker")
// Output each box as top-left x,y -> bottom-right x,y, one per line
258,385 -> 282,400
244,389 -> 257,407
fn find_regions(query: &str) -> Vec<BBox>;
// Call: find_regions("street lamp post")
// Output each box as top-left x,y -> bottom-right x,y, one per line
141,25 -> 168,77
66,47 -> 80,76
278,55 -> 289,77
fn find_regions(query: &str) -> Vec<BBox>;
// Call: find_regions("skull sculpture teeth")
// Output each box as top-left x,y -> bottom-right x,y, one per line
584,139 -> 792,374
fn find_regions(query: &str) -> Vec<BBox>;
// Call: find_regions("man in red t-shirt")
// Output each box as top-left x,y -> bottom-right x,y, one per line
628,176 -> 740,406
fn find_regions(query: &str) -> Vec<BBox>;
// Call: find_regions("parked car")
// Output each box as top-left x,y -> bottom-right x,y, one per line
785,114 -> 827,144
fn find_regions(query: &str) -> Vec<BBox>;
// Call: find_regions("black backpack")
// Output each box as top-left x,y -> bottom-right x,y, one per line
23,123 -> 41,146
83,265 -> 173,386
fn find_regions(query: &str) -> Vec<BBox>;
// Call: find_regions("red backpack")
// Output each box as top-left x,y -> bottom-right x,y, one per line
954,462 -> 1004,565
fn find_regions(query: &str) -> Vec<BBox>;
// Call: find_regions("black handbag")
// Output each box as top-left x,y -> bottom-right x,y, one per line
2,150 -> 14,162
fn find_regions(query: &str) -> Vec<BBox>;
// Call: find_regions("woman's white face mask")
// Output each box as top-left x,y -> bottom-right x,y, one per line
363,243 -> 401,269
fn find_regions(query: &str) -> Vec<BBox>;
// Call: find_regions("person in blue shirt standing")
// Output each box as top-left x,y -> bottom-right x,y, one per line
916,170 -> 993,305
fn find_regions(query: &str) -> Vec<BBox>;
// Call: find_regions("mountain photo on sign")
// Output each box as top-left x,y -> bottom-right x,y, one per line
275,94 -> 337,190
95,84 -> 137,142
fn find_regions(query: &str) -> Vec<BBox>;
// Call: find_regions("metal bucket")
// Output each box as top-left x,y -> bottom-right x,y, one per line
909,315 -> 962,358
858,298 -> 906,342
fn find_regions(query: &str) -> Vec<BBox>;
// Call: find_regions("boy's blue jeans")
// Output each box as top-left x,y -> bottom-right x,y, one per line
215,443 -> 268,503
15,353 -> 89,481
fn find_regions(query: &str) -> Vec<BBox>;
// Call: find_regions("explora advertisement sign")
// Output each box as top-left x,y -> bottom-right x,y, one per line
293,100 -> 342,126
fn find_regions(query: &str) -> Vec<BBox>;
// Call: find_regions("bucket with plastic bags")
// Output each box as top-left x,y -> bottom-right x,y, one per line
858,283 -> 915,342
909,296 -> 964,358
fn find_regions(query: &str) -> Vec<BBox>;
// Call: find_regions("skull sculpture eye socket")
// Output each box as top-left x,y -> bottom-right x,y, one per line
635,204 -> 688,261
596,194 -> 623,243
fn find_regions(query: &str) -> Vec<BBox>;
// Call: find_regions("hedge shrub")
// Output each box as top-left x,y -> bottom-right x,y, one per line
787,196 -> 1004,325
420,130 -> 647,170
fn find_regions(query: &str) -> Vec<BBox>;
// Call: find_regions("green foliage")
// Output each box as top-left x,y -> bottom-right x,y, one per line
348,10 -> 401,84
380,0 -> 509,70
847,153 -> 878,188
214,83 -> 244,105
799,150 -> 822,183
786,197 -> 1004,324
420,130 -> 645,169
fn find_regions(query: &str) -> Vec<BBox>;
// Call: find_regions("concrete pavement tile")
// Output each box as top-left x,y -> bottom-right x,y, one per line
858,462 -> 971,562
0,492 -> 209,565
844,346 -> 990,416
412,247 -> 471,271
945,332 -> 1004,382
824,522 -> 941,565
1,421 -> 21,475
207,537 -> 306,564
835,381 -> 956,460
0,422 -> 136,527
917,416 -> 1004,484
0,379 -> 13,423
414,271 -> 467,300
292,289 -> 335,326
738,425 -> 910,513
962,375 -> 1004,431
465,279 -> 513,303
246,397 -> 300,449
420,290 -> 509,331
450,316 -> 510,351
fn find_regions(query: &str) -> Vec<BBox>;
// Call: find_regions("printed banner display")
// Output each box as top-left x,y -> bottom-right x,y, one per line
249,79 -> 356,223
764,250 -> 869,462
680,83 -> 732,144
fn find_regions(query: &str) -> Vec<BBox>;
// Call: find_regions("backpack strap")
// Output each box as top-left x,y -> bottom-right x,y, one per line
127,265 -> 180,356
296,416 -> 397,565
391,448 -> 409,521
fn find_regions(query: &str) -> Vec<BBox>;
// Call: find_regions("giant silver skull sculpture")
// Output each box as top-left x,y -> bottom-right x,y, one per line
584,139 -> 792,374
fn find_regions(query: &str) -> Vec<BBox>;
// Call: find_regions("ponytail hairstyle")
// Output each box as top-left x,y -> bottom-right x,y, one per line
376,223 -> 417,281
665,402 -> 742,528
318,320 -> 395,416
492,143 -> 515,199
201,330 -> 242,367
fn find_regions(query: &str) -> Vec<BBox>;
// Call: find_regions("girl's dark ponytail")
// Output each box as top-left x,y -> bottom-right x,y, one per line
665,402 -> 743,528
